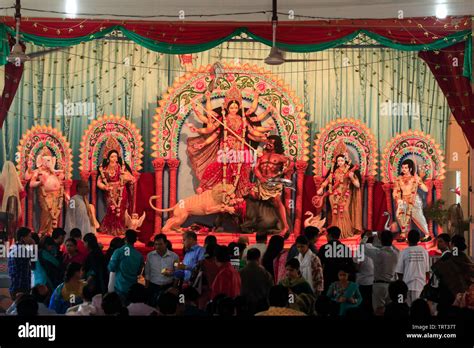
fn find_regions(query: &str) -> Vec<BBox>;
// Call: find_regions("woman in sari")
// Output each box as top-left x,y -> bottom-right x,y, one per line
49,262 -> 86,314
279,258 -> 316,315
34,236 -> 63,291
261,235 -> 287,284
186,87 -> 274,199
97,142 -> 135,236
327,267 -> 362,316
316,144 -> 363,238
83,233 -> 108,294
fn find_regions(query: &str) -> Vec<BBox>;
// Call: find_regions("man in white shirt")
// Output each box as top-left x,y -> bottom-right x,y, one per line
64,181 -> 98,239
144,234 -> 179,306
355,231 -> 375,313
363,230 -> 400,315
396,230 -> 430,306
242,232 -> 267,260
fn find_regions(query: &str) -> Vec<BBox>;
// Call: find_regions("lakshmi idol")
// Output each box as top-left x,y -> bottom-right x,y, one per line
392,158 -> 430,241
316,141 -> 362,238
97,137 -> 135,236
186,85 -> 274,198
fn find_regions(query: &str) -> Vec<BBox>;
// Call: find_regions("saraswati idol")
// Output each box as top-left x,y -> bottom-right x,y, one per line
97,137 -> 136,236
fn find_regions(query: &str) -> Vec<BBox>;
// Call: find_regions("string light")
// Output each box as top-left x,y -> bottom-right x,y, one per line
1,32 -> 465,120
1,53 -> 152,109
5,7 -> 466,27
18,45 -> 149,89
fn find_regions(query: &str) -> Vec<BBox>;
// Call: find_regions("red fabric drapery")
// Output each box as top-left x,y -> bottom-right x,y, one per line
1,16 -> 471,142
0,37 -> 24,127
419,43 -> 474,145
0,16 -> 469,45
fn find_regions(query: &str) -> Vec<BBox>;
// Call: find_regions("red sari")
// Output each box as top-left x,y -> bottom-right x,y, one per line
99,166 -> 131,236
187,116 -> 252,198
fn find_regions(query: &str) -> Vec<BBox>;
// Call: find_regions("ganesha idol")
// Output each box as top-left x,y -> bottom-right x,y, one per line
25,146 -> 68,235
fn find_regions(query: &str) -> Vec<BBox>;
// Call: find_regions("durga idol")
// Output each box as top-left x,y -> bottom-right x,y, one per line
186,85 -> 274,199
97,137 -> 135,236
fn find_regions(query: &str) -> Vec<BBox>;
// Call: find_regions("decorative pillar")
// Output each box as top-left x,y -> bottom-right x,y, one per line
61,179 -> 72,228
360,176 -> 366,229
434,179 -> 444,201
152,158 -> 166,234
294,160 -> 308,236
20,180 -> 27,228
27,185 -> 34,231
434,179 -> 445,234
425,179 -> 434,236
366,176 -> 375,230
132,171 -> 141,213
284,162 -> 295,214
382,183 -> 393,217
167,158 -> 180,216
90,171 -> 98,208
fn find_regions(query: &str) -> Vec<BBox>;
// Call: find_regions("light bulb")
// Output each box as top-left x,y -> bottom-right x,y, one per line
435,4 -> 447,19
65,0 -> 77,18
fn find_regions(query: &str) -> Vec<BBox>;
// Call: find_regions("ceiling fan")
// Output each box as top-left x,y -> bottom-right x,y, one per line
7,0 -> 68,65
217,0 -> 324,66
264,0 -> 326,65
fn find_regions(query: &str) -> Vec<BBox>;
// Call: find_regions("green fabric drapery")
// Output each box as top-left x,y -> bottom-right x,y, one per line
0,24 -> 9,66
0,37 -> 450,180
464,37 -> 472,79
0,23 -> 471,78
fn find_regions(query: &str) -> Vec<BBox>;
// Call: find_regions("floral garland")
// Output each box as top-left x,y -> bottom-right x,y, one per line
329,165 -> 350,215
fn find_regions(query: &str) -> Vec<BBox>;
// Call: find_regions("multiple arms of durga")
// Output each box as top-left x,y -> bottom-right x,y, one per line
186,91 -> 276,149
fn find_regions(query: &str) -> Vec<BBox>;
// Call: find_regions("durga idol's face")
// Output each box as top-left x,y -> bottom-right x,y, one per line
337,156 -> 346,167
109,152 -> 118,164
228,102 -> 239,115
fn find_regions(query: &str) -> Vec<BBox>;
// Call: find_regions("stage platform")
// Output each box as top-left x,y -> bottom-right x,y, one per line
96,232 -> 439,259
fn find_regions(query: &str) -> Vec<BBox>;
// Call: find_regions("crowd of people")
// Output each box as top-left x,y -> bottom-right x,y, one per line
4,225 -> 474,317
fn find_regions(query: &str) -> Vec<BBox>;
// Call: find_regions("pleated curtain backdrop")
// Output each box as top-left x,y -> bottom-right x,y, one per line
0,34 -> 450,180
